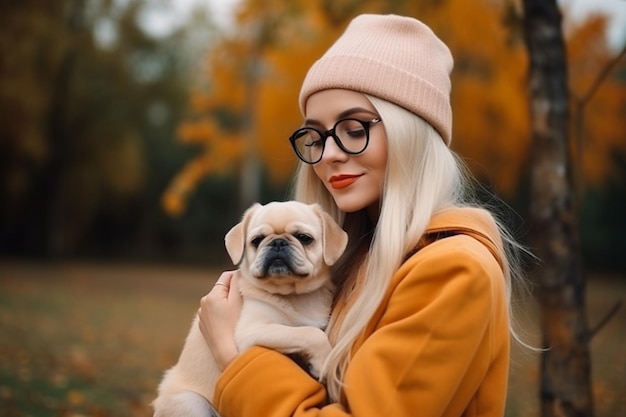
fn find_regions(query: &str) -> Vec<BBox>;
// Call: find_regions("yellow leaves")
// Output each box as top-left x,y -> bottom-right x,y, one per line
440,0 -> 626,195
162,153 -> 214,216
166,0 -> 625,214
217,134 -> 246,165
177,119 -> 219,145
567,16 -> 611,95
161,192 -> 186,218
188,91 -> 214,113
567,15 -> 626,187
435,0 -> 504,58
161,130 -> 246,216
164,6 -> 330,216
434,0 -> 531,195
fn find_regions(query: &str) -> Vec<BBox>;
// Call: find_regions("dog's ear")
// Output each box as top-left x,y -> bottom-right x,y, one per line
225,203 -> 261,265
314,204 -> 348,265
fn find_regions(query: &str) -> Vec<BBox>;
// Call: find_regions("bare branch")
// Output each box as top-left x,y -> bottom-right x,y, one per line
576,43 -> 626,106
571,43 -> 626,206
589,299 -> 623,340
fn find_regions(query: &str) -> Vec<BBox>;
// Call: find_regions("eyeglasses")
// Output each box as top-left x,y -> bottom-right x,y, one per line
289,118 -> 381,164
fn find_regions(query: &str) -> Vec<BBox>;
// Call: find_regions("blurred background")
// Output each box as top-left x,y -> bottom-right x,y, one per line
0,0 -> 624,416
1,0 -> 625,267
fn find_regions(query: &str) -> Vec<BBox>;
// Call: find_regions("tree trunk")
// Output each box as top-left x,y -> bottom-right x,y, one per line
521,2 -> 594,417
240,50 -> 262,210
239,22 -> 266,211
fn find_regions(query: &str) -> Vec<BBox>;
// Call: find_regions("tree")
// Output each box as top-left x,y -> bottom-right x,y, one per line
163,0 -> 538,212
166,0 -> 626,269
568,15 -> 626,191
162,1 -> 348,215
522,1 -> 594,417
0,0 -> 200,257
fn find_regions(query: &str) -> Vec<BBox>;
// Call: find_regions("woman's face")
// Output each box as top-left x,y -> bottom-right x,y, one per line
304,89 -> 388,216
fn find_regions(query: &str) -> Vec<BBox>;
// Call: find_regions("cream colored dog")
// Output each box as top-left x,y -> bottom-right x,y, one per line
152,201 -> 348,417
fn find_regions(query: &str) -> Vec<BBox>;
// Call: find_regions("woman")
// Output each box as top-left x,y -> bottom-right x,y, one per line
199,13 -> 529,417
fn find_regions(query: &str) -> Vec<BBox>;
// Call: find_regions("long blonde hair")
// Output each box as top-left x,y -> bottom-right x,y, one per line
291,95 -> 526,403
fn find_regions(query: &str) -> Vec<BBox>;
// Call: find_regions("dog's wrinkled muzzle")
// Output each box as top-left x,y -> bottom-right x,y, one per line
260,238 -> 298,277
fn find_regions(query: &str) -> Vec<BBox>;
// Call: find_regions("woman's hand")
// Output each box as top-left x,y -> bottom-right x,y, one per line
198,270 -> 243,371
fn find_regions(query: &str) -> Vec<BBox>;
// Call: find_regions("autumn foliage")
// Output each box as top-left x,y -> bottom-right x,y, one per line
567,15 -> 626,186
163,0 -> 626,215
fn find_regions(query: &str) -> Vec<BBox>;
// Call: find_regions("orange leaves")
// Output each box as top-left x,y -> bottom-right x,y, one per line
162,3 -> 339,216
165,0 -> 626,215
434,0 -> 626,195
188,91 -> 214,114
429,0 -> 532,195
567,15 -> 626,187
162,42 -> 251,216
162,153 -> 209,216
567,15 -> 612,95
177,119 -> 219,145
161,139 -> 241,218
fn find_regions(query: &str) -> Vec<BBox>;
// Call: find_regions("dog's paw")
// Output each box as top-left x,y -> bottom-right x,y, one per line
307,360 -> 323,380
304,339 -> 332,380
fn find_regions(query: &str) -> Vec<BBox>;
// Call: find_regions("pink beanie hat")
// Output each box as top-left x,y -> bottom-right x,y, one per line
299,14 -> 454,146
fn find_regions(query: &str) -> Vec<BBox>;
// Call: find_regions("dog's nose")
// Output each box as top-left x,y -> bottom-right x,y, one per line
269,238 -> 289,250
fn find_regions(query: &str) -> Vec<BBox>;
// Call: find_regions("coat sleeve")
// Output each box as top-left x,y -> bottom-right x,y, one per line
212,235 -> 505,417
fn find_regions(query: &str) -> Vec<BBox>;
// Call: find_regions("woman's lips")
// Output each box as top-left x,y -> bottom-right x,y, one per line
329,174 -> 361,190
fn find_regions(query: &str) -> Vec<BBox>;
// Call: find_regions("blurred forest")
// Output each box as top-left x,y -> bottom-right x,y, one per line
1,0 -> 625,272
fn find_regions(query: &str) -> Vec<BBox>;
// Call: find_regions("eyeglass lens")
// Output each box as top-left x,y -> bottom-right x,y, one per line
293,119 -> 370,163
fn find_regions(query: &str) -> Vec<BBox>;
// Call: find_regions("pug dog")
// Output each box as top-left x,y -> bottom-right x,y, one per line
153,201 -> 348,417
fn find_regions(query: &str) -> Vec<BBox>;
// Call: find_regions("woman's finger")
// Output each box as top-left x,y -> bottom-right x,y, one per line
198,270 -> 242,370
226,271 -> 242,305
204,270 -> 236,301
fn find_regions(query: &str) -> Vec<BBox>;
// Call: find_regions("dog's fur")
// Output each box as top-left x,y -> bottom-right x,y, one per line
152,201 -> 348,417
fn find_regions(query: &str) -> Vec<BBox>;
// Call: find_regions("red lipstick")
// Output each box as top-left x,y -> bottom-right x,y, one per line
329,174 -> 361,190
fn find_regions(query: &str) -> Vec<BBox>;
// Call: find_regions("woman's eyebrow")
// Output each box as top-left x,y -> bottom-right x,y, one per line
304,107 -> 378,126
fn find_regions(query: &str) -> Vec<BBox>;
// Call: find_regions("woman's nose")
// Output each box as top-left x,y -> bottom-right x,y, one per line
320,136 -> 348,163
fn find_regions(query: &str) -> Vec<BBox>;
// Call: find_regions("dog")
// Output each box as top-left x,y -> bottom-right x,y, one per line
152,201 -> 348,417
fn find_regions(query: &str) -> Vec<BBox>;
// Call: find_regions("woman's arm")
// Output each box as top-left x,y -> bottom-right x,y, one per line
208,236 -> 508,417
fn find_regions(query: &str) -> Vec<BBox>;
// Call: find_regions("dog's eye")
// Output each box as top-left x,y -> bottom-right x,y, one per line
295,233 -> 313,245
251,236 -> 264,248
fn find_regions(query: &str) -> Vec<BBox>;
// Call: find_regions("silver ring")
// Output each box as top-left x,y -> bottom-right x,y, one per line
214,282 -> 229,289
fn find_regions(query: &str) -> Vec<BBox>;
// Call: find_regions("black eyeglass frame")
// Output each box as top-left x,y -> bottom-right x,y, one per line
289,118 -> 382,164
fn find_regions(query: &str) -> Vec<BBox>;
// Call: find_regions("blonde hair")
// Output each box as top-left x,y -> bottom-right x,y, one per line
291,95 -> 527,403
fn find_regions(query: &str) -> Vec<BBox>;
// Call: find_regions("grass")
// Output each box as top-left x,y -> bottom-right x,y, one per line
0,261 -> 624,416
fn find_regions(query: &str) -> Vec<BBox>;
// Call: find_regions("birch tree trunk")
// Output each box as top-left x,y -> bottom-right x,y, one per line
521,1 -> 594,417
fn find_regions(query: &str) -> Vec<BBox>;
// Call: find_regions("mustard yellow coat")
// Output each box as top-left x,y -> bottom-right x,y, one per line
213,207 -> 510,417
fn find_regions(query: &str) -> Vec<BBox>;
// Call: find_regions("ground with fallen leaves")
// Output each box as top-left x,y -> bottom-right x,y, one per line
0,261 -> 623,417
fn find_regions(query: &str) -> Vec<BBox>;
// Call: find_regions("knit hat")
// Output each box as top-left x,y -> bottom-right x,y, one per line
299,14 -> 454,146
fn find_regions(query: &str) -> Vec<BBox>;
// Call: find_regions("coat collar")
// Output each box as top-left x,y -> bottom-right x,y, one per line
415,207 -> 506,272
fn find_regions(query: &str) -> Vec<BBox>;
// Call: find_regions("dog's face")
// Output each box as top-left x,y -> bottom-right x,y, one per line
225,201 -> 348,295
